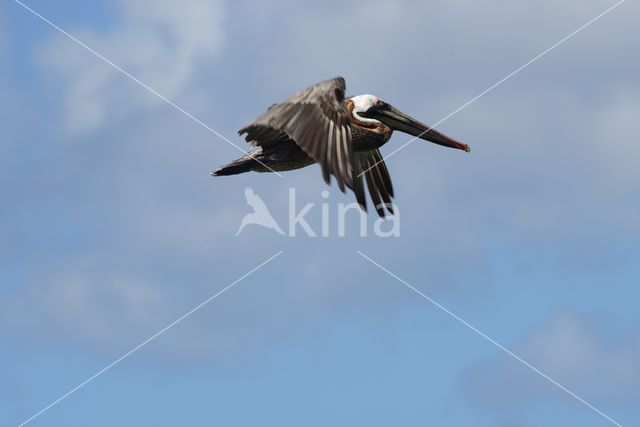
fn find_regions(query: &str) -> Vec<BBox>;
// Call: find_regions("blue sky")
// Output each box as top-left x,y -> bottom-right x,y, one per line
1,0 -> 639,426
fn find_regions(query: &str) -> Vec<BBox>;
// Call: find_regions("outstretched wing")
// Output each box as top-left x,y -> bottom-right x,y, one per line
239,77 -> 354,192
352,149 -> 395,218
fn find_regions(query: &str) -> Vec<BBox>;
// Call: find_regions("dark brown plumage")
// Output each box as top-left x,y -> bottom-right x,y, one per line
213,77 -> 470,217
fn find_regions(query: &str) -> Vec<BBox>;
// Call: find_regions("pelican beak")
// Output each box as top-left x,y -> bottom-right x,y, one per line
363,102 -> 470,152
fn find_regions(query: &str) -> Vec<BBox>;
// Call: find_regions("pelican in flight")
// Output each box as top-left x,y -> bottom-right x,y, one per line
213,77 -> 469,216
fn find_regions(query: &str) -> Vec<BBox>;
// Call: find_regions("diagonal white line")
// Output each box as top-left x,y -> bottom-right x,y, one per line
356,250 -> 623,427
359,0 -> 626,178
12,0 -> 283,177
17,250 -> 284,427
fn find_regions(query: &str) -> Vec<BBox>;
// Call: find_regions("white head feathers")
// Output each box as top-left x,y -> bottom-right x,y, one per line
349,94 -> 381,123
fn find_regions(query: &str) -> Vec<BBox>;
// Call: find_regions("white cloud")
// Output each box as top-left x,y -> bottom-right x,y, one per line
229,0 -> 640,244
0,261 -> 169,349
594,91 -> 640,189
4,0 -> 639,366
0,11 -> 8,159
0,7 -> 5,55
246,0 -> 638,89
463,311 -> 640,410
0,0 -> 232,357
37,0 -> 225,133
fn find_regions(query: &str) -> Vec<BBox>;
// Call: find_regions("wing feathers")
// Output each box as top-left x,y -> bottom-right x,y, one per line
352,149 -> 395,217
238,77 -> 395,215
239,77 -> 353,190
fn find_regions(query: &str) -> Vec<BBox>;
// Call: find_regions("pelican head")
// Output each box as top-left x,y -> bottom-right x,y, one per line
350,94 -> 470,152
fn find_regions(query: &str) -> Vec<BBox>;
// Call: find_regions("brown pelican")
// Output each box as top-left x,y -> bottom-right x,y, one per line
212,77 -> 469,216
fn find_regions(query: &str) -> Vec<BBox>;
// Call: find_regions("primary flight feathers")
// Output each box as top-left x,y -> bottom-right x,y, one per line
213,77 -> 469,217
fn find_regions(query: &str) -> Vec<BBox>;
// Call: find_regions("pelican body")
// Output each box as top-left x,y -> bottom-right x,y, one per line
213,77 -> 469,216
